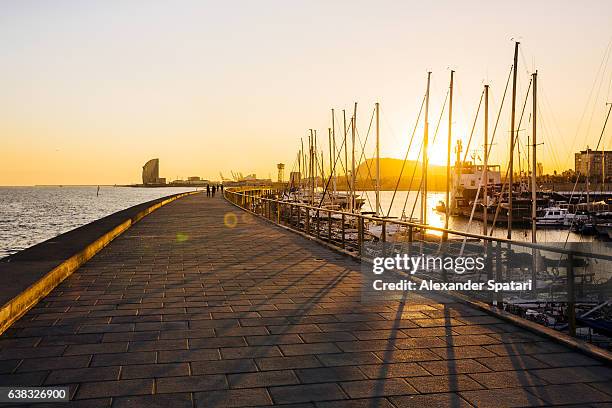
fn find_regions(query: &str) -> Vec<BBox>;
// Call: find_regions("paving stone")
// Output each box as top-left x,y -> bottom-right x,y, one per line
317,352 -> 381,367
531,351 -> 603,367
269,383 -> 347,404
407,374 -> 484,393
257,355 -> 323,371
189,336 -> 247,348
39,334 -> 103,346
228,370 -> 300,388
159,328 -> 215,340
374,349 -> 440,363
194,388 -> 272,407
158,348 -> 220,363
127,339 -> 187,352
17,355 -> 91,372
430,345 -> 496,360
295,366 -> 366,383
529,365 -> 612,384
476,355 -> 550,371
76,379 -> 154,399
156,374 -> 227,393
390,393 -> 472,407
191,359 -> 259,375
468,370 -> 548,388
45,366 -> 120,384
315,398 -> 395,408
0,346 -> 65,360
120,362 -> 189,379
419,358 -> 490,375
221,345 -> 282,359
91,352 -> 156,367
464,388 -> 545,407
0,359 -> 21,374
280,343 -> 341,356
111,393 -> 191,408
339,378 -> 417,398
246,334 -> 303,346
0,371 -> 48,386
300,332 -> 358,343
64,341 -> 128,355
358,362 -> 430,379
525,383 -> 612,405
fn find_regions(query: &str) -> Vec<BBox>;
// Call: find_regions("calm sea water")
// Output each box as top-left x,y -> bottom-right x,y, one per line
360,190 -> 593,243
0,186 -> 197,259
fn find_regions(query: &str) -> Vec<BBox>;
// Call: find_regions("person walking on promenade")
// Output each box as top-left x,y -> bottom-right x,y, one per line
220,184 -> 224,192
212,185 -> 216,197
206,184 -> 210,197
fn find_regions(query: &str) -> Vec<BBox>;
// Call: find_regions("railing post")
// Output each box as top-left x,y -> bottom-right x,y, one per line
316,210 -> 320,238
297,205 -> 301,230
306,207 -> 310,234
408,225 -> 413,257
327,210 -> 332,243
341,213 -> 346,248
495,241 -> 503,306
277,202 -> 281,224
381,220 -> 386,243
358,216 -> 364,256
567,253 -> 576,337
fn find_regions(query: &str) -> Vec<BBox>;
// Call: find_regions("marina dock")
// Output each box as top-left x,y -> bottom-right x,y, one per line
1,193 -> 611,407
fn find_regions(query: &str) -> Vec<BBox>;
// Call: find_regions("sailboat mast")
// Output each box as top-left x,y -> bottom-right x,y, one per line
301,138 -> 305,190
531,71 -> 537,243
310,130 -> 315,205
375,102 -> 380,216
508,41 -> 519,239
483,84 -> 489,235
422,72 -> 431,225
314,130 -> 318,198
445,70 -> 454,231
328,128 -> 333,204
332,109 -> 337,197
343,110 -> 349,202
351,103 -> 357,213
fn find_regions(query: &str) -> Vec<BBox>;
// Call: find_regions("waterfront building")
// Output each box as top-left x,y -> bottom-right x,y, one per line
575,149 -> 612,181
142,158 -> 162,185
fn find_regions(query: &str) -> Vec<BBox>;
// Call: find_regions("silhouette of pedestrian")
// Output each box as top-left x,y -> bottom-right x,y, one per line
206,184 -> 210,197
212,185 -> 216,197
220,184 -> 224,192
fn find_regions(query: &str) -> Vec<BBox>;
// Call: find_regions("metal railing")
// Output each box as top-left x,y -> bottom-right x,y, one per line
224,187 -> 612,344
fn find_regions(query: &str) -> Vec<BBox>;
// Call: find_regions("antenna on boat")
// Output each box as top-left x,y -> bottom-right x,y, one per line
508,41 -> 519,239
422,72 -> 431,225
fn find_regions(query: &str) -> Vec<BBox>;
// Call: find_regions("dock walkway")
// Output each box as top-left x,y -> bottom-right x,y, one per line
1,194 -> 611,407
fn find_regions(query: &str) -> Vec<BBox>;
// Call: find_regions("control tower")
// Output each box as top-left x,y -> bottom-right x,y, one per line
277,163 -> 285,183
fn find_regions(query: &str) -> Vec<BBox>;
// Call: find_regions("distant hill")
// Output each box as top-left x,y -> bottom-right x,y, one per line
335,158 -> 447,191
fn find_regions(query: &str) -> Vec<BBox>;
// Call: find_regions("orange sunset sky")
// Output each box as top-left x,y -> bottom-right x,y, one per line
1,0 -> 611,185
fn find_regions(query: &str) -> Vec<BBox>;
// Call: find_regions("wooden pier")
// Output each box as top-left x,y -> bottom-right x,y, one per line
0,193 -> 611,407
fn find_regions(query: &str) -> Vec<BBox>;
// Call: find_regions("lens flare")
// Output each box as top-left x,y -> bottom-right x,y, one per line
224,212 -> 238,228
176,232 -> 188,242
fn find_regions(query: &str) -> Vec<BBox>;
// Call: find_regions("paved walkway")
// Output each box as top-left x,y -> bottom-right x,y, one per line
1,194 -> 611,407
